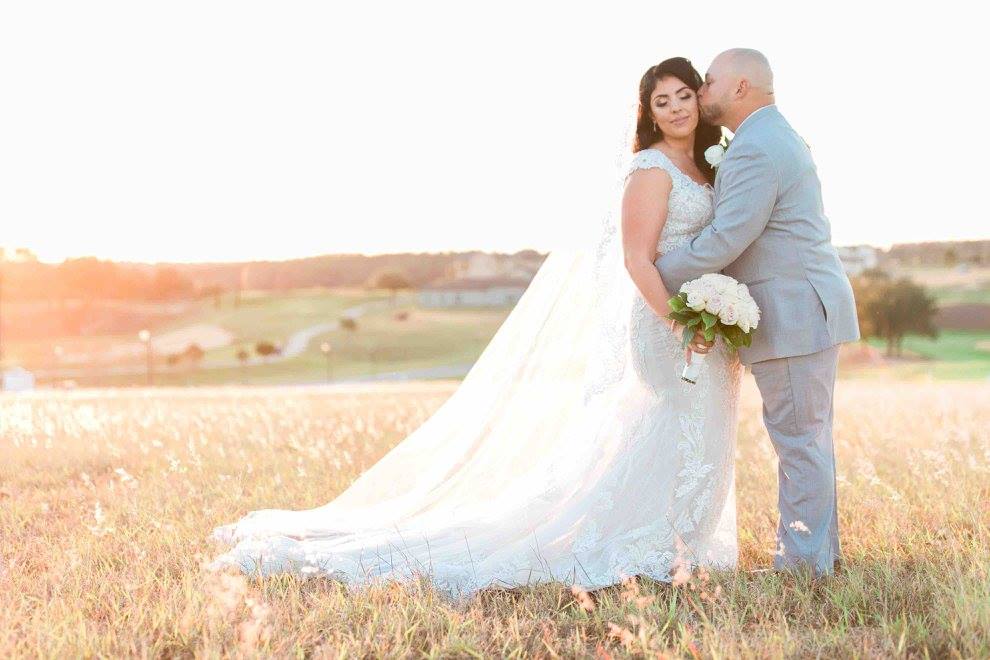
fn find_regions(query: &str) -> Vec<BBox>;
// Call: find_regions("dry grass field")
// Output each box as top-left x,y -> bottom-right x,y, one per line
1,378 -> 988,657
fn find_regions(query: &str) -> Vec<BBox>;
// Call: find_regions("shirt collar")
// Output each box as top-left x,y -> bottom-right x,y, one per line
733,103 -> 776,136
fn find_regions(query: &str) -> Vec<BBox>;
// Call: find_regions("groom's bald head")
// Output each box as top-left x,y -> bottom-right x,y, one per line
698,48 -> 775,132
716,48 -> 774,93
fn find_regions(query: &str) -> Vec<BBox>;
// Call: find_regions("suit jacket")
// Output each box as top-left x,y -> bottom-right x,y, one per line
655,105 -> 860,364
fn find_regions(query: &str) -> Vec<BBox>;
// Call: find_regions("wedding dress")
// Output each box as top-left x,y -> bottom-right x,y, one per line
208,147 -> 744,606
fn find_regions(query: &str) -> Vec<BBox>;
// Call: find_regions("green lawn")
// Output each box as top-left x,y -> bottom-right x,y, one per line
181,288 -> 384,371
859,330 -> 990,380
890,265 -> 990,305
57,292 -> 512,387
14,276 -> 990,387
930,287 -> 990,305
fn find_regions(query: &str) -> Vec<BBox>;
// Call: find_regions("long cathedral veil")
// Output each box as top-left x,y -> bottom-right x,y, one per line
208,104 -> 738,601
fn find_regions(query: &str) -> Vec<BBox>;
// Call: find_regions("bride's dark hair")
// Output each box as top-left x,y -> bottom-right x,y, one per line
633,57 -> 722,184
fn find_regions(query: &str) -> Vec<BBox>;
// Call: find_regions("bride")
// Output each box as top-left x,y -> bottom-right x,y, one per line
208,57 -> 744,605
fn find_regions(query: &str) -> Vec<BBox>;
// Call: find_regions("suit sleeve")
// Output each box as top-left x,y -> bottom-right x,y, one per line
654,143 -> 779,292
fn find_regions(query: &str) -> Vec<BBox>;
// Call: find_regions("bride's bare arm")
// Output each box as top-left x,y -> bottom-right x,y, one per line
622,167 -> 711,357
621,168 -> 675,320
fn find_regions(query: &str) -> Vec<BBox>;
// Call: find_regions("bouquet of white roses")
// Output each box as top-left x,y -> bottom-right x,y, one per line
666,273 -> 761,384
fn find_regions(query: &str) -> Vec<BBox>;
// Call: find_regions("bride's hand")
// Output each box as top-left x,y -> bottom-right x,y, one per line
668,319 -> 714,361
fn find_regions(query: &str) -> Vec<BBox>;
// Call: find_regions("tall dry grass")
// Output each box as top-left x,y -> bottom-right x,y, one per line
1,379 -> 987,657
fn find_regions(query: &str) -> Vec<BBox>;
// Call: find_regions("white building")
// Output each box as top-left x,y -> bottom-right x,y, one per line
836,245 -> 880,276
2,366 -> 36,392
418,276 -> 531,308
419,252 -> 542,308
445,252 -> 543,281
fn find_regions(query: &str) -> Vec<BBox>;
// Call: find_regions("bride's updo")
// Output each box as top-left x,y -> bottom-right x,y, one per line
633,57 -> 722,184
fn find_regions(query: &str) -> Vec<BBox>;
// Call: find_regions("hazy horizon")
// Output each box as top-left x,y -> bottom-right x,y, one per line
7,236 -> 990,268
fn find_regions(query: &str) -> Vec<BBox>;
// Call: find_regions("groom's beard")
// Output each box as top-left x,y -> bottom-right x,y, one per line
700,101 -> 725,126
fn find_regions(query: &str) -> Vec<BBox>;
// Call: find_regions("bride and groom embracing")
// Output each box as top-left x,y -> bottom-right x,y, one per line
208,48 -> 860,605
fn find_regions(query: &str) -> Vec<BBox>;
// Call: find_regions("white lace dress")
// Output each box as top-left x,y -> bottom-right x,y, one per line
208,147 -> 744,606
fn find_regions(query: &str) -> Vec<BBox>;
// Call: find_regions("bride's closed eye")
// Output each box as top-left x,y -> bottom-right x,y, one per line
655,93 -> 693,108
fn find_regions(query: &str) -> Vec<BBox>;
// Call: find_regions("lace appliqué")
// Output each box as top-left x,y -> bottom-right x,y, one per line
625,148 -> 715,255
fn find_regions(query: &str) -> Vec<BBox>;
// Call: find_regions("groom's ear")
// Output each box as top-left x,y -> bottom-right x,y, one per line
735,78 -> 750,99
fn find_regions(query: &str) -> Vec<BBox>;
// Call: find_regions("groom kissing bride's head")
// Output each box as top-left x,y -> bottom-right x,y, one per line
634,50 -> 777,182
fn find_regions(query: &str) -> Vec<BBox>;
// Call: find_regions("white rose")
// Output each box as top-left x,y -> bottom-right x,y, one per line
744,302 -> 761,328
700,281 -> 719,300
714,276 -> 734,294
685,290 -> 707,311
736,283 -> 749,299
719,303 -> 739,325
704,144 -> 725,169
720,290 -> 740,306
704,293 -> 724,315
738,316 -> 751,333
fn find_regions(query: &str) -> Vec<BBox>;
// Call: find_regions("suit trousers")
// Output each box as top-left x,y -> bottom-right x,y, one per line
748,344 -> 841,577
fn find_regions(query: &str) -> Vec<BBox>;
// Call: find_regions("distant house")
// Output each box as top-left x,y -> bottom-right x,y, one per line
836,245 -> 880,276
887,240 -> 990,267
442,251 -> 543,281
418,276 -> 531,308
418,252 -> 540,308
2,366 -> 36,392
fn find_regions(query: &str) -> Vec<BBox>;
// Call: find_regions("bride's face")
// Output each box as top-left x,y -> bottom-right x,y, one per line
649,75 -> 699,140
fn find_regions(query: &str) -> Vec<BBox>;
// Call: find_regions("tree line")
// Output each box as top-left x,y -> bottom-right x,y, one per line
0,250 -> 546,302
0,257 -> 195,301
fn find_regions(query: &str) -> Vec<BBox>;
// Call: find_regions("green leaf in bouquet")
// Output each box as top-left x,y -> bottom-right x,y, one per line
703,326 -> 715,342
721,324 -> 743,346
668,295 -> 687,312
686,316 -> 703,327
681,325 -> 695,348
742,332 -> 752,347
701,311 -> 718,329
667,311 -> 696,324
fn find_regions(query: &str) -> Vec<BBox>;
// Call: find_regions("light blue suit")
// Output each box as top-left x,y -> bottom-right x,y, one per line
655,105 -> 859,577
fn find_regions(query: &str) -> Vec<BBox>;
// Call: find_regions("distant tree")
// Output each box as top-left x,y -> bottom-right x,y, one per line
369,270 -> 411,306
255,341 -> 278,360
165,353 -> 182,367
149,266 -> 195,301
393,310 -> 409,321
183,343 -> 205,366
235,347 -> 250,382
340,316 -> 358,331
852,272 -> 939,357
55,257 -> 128,300
13,247 -> 38,262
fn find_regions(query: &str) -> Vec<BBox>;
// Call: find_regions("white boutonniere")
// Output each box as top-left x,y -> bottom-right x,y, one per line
703,136 -> 732,169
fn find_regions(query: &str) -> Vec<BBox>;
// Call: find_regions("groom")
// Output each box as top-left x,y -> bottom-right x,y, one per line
655,48 -> 860,579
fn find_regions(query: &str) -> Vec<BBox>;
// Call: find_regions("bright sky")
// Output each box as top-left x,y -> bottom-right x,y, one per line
0,1 -> 984,264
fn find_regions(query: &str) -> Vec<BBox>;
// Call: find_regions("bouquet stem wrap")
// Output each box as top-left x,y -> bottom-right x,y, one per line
681,350 -> 706,384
